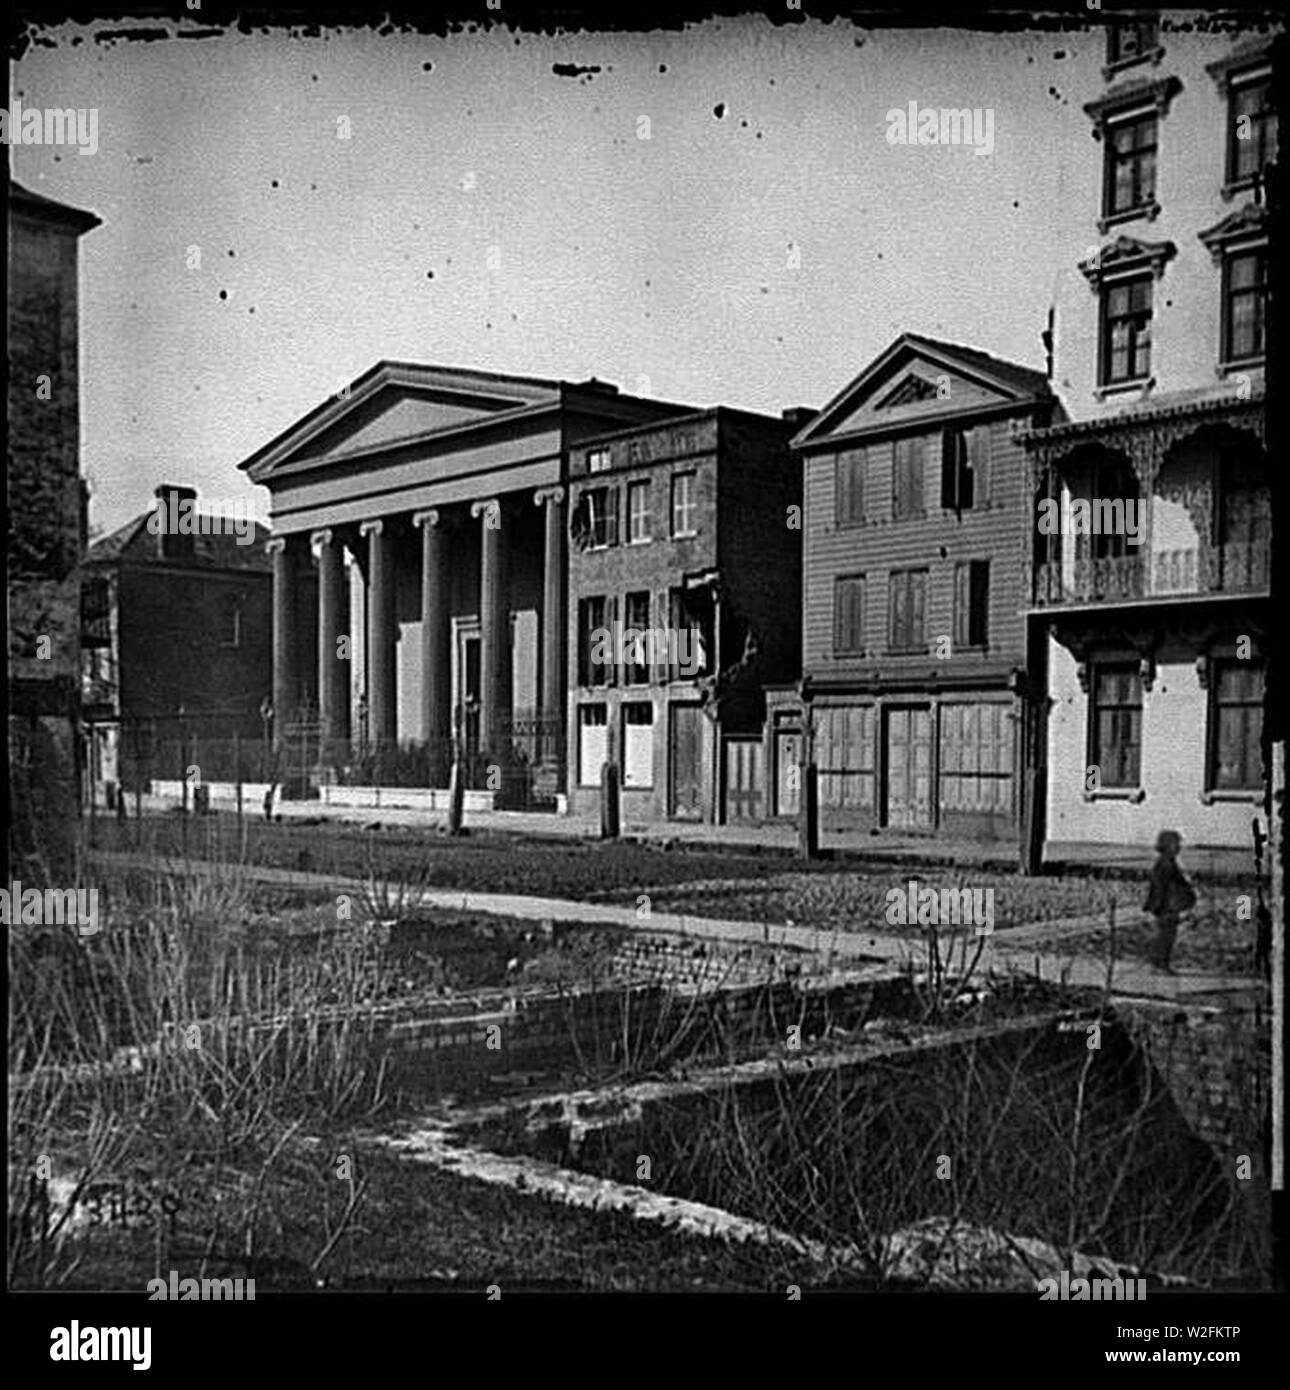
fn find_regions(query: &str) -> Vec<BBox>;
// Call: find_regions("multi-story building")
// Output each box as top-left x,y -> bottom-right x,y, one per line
240,362 -> 691,805
565,408 -> 804,823
7,183 -> 100,878
81,484 -> 272,802
1021,17 -> 1275,855
787,334 -> 1058,844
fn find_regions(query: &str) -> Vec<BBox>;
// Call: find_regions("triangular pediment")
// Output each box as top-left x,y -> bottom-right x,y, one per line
792,333 -> 1050,450
240,361 -> 564,480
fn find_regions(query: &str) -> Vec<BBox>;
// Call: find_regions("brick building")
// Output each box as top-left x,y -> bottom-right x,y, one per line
7,182 -> 100,878
785,334 -> 1058,845
566,408 -> 803,824
1020,20 -> 1274,855
81,484 -> 272,801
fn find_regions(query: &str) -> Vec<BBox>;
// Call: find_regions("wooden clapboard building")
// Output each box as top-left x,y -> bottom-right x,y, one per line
784,334 -> 1059,842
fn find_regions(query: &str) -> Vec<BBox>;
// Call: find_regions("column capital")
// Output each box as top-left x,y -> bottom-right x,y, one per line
470,497 -> 501,525
311,527 -> 334,549
534,485 -> 565,508
265,536 -> 287,557
412,508 -> 442,529
358,519 -> 385,538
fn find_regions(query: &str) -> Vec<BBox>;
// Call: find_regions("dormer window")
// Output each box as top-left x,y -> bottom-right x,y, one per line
1105,18 -> 1161,78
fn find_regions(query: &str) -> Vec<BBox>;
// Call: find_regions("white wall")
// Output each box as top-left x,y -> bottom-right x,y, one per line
1046,637 -> 1257,849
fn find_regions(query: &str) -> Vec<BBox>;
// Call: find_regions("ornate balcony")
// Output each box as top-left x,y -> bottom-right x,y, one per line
1034,537 -> 1270,607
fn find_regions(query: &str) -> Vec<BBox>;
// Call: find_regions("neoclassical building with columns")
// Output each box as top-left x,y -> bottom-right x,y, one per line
240,361 -> 691,804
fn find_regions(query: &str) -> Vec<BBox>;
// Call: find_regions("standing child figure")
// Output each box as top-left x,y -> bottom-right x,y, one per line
1144,829 -> 1196,972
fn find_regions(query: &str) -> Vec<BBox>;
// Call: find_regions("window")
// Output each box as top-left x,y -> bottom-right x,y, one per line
1222,248 -> 1267,364
888,568 -> 927,654
1090,664 -> 1142,790
578,704 -> 608,786
577,595 -> 609,687
833,574 -> 866,655
584,486 -> 619,549
1208,660 -> 1264,792
587,448 -> 611,474
1103,112 -> 1157,220
1100,275 -> 1153,385
621,702 -> 655,788
835,448 -> 866,527
1107,18 -> 1158,70
626,479 -> 652,543
940,426 -> 988,512
623,590 -> 651,685
671,472 -> 697,536
892,436 -> 925,521
953,560 -> 990,649
1227,72 -> 1277,186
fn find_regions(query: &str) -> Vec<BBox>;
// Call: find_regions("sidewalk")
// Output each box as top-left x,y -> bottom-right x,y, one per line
89,851 -> 1261,1005
121,793 -> 1256,879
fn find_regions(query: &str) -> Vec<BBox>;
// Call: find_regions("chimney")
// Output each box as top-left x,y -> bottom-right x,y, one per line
153,483 -> 198,561
781,407 -> 816,429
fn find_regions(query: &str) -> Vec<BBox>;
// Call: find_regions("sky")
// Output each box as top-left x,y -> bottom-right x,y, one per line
12,13 -> 1116,536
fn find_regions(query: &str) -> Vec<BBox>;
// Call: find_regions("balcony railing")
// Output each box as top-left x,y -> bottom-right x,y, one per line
1034,539 -> 1270,607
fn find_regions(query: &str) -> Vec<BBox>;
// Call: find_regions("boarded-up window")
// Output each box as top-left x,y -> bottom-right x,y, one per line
1209,659 -> 1264,791
833,574 -> 866,654
952,560 -> 990,649
888,568 -> 928,653
815,705 -> 876,810
622,702 -> 654,788
939,703 -> 1014,814
578,704 -> 608,786
835,448 -> 866,527
892,436 -> 926,521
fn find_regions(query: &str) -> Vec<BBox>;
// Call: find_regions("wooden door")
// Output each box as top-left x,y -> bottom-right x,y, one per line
775,730 -> 801,817
724,737 -> 763,822
885,706 -> 933,830
669,704 -> 705,820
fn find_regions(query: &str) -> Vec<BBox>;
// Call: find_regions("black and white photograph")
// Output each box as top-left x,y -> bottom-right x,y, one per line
4,0 -> 1284,1366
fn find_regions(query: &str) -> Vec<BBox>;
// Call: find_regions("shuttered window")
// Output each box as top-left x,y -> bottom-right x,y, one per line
835,448 -> 867,527
889,568 -> 928,653
892,437 -> 925,521
833,574 -> 866,654
952,560 -> 990,649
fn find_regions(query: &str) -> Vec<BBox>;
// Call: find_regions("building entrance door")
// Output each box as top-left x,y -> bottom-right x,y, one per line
453,619 -> 482,772
669,704 -> 704,820
884,705 -> 933,830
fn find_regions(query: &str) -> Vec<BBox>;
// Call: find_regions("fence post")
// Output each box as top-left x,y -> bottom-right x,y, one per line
798,761 -> 819,860
446,716 -> 465,836
234,731 -> 244,849
600,760 -> 621,841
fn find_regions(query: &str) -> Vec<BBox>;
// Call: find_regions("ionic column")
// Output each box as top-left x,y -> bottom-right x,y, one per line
267,536 -> 296,746
534,486 -> 566,767
414,508 -> 450,782
471,497 -> 510,762
360,519 -> 396,744
313,529 -> 349,752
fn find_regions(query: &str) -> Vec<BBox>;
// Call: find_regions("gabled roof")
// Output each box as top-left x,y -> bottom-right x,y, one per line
791,332 -> 1051,451
86,510 -> 271,571
237,359 -> 691,484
